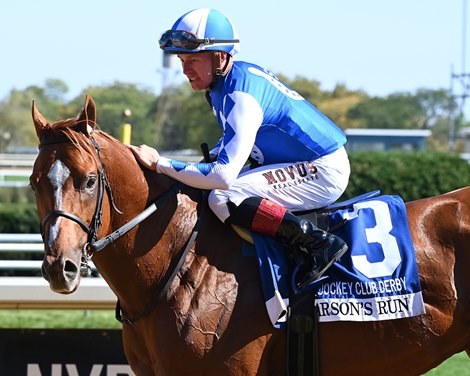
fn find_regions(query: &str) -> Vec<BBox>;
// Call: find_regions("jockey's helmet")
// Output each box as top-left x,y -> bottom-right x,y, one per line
159,8 -> 240,56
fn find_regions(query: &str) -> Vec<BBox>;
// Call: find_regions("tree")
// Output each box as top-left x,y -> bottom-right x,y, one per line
0,87 -> 52,151
414,89 -> 455,129
44,79 -> 69,102
155,84 -> 219,152
316,84 -> 368,129
70,82 -> 157,146
278,74 -> 326,104
266,76 -> 368,129
347,93 -> 423,129
0,79 -> 74,152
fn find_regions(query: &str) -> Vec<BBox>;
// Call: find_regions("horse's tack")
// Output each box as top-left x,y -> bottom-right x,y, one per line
116,201 -> 205,325
40,131 -> 209,324
39,136 -> 123,275
39,137 -> 121,243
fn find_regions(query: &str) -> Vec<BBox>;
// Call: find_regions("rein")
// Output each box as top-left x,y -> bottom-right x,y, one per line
39,134 -> 205,324
115,202 -> 204,325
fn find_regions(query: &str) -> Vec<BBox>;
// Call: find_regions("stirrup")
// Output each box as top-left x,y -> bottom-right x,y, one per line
291,263 -> 329,294
291,243 -> 348,293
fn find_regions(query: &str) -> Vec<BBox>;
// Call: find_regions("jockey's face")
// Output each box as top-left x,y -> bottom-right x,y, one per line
178,52 -> 214,91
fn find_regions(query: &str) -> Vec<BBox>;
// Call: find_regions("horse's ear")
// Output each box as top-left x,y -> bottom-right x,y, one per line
76,94 -> 97,136
32,100 -> 49,140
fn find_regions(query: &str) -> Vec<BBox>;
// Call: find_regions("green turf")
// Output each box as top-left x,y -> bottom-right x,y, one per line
424,351 -> 470,375
0,309 -> 120,329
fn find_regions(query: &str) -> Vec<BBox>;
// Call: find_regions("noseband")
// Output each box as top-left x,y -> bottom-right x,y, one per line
39,136 -> 122,274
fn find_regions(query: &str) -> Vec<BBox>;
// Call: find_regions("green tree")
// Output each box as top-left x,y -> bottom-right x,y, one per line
279,74 -> 326,104
155,83 -> 219,152
347,93 -> 423,129
276,77 -> 368,129
346,89 -> 454,134
414,88 -> 455,129
0,79 -> 72,151
70,82 -> 157,146
317,83 -> 368,129
44,79 -> 69,102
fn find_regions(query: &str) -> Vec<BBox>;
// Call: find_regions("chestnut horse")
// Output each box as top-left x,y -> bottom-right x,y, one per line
30,95 -> 469,375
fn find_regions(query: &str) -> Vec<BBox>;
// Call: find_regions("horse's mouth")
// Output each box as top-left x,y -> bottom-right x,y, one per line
41,255 -> 81,294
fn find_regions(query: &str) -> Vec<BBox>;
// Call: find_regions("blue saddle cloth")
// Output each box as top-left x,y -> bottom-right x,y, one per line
248,195 -> 426,328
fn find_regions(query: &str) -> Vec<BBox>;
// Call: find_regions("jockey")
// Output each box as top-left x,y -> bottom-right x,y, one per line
128,8 -> 351,287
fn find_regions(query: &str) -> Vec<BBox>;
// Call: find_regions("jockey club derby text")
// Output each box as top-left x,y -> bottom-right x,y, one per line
316,277 -> 407,297
314,277 -> 412,320
262,162 -> 319,190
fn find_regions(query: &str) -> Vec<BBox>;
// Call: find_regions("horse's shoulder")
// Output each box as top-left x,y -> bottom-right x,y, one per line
169,250 -> 239,356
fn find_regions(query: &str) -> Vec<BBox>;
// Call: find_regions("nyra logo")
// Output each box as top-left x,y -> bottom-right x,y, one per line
27,363 -> 135,376
262,162 -> 318,190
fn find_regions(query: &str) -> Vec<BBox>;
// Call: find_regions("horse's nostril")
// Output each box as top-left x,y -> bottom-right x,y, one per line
64,259 -> 78,274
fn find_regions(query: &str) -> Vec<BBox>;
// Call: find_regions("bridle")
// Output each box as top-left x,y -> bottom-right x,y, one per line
39,136 -> 123,274
38,132 -> 203,325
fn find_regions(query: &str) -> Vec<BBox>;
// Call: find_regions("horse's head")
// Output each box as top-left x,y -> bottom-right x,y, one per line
30,95 -> 106,293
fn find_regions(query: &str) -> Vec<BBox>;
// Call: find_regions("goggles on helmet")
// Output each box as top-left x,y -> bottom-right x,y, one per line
159,30 -> 239,51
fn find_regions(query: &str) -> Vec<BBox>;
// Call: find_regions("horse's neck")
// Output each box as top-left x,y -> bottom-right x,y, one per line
95,135 -> 198,311
98,133 -> 176,221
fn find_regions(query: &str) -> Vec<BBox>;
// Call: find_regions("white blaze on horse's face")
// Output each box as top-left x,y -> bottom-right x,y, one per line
46,159 -> 71,247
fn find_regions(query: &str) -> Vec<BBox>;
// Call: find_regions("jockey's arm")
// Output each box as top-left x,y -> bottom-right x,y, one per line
154,91 -> 263,190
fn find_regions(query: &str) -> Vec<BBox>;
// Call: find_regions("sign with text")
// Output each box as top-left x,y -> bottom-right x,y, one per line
0,329 -> 134,376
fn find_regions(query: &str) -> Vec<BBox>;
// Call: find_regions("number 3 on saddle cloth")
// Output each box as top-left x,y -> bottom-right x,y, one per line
240,191 -> 426,329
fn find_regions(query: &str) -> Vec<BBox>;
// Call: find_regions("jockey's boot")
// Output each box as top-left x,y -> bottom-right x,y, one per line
276,211 -> 348,285
227,197 -> 348,285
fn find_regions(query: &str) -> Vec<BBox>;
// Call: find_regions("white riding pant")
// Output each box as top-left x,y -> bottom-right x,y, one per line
208,146 -> 350,223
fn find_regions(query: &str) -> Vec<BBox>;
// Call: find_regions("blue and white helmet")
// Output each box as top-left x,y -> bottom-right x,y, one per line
160,8 -> 240,56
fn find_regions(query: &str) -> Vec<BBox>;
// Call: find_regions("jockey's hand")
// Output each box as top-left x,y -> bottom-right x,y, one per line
127,144 -> 160,171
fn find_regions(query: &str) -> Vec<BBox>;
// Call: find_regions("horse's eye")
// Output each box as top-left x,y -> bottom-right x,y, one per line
85,175 -> 97,190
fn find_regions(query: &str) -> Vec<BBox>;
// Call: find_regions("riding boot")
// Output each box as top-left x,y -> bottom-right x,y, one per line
227,197 -> 348,285
275,211 -> 348,285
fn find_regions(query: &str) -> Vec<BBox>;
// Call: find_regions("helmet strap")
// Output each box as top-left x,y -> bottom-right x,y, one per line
211,52 -> 233,87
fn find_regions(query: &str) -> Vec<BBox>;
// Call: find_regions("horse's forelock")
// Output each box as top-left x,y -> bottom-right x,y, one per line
39,117 -> 99,167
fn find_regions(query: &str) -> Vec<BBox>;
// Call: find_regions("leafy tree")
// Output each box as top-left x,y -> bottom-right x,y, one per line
70,82 -> 157,146
414,88 -> 455,129
276,77 -> 369,129
0,76 -> 460,159
155,83 -> 220,152
0,79 -> 73,152
44,79 -> 69,102
279,74 -> 326,104
0,88 -> 50,151
347,93 -> 424,129
317,84 -> 368,129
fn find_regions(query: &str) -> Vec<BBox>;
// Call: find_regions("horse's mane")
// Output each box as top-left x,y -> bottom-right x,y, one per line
40,116 -> 120,166
41,114 -> 190,199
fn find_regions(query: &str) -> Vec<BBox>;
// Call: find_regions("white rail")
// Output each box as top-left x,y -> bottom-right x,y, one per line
0,234 -> 115,309
0,277 -> 116,309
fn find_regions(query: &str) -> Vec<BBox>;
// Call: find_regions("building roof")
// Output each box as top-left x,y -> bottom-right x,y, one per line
345,128 -> 432,137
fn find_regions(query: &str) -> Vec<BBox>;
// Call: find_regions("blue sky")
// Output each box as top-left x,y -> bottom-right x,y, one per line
0,0 -> 465,102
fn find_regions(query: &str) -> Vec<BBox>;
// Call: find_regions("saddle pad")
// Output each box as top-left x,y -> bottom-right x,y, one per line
250,195 -> 426,328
